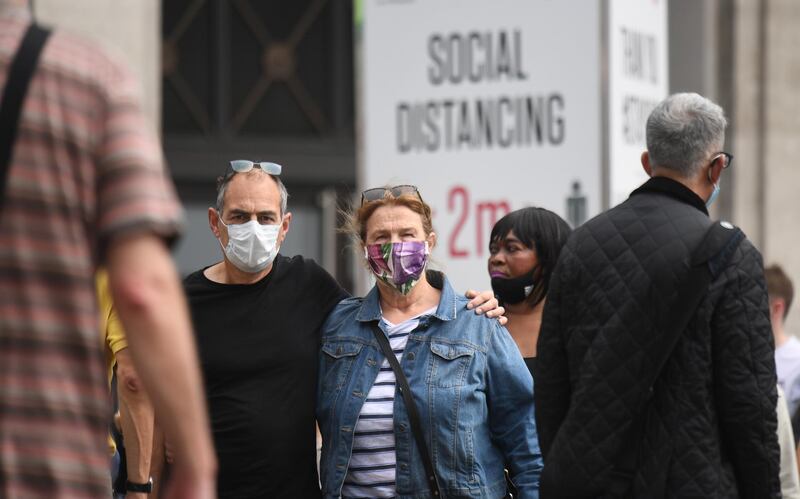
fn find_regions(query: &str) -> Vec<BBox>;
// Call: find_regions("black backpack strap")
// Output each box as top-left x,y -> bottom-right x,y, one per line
369,323 -> 443,497
693,221 -> 745,280
0,23 -> 51,209
606,221 -> 744,498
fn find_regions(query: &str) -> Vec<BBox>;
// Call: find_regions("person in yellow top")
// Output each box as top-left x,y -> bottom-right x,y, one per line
97,270 -> 164,498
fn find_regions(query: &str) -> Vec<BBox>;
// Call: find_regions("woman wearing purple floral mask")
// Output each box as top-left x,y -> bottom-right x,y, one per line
316,185 -> 542,499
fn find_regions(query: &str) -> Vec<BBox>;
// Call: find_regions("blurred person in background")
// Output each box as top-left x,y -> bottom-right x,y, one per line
487,207 -> 571,376
0,1 -> 215,496
535,93 -> 779,498
317,185 -> 542,498
766,264 -> 800,414
96,270 -> 166,498
777,385 -> 800,498
765,264 -> 800,490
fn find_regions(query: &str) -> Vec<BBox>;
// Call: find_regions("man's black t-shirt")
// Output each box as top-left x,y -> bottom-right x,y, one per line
184,255 -> 348,498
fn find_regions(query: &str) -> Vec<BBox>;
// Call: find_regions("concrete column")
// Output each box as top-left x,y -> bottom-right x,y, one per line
34,0 -> 162,132
730,0 -> 764,245
669,0 -> 718,99
763,0 -> 800,334
731,0 -> 800,334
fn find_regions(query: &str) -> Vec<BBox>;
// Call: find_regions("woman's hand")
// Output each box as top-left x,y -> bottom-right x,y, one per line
465,289 -> 507,326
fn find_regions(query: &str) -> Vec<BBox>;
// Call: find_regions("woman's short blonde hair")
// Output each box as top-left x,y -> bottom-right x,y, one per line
345,190 -> 434,243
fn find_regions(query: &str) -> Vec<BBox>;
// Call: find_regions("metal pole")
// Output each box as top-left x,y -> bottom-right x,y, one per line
600,0 -> 611,211
352,0 -> 370,296
318,188 -> 338,277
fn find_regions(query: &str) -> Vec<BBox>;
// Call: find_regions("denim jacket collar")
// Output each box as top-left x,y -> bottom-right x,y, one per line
355,273 -> 459,323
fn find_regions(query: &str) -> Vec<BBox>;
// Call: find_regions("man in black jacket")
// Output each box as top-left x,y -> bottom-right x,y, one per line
535,93 -> 780,498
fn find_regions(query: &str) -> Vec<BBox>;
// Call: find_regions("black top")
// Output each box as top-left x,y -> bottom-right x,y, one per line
524,357 -> 536,379
184,255 -> 348,498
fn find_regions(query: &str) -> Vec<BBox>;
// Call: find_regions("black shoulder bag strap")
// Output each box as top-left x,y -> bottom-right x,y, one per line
0,24 -> 51,210
606,221 -> 745,498
370,323 -> 443,497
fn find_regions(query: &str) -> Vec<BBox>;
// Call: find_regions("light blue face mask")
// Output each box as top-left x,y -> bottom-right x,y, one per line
706,181 -> 721,208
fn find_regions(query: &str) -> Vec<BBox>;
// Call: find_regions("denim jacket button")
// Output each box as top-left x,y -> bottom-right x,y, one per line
367,358 -> 376,366
406,352 -> 415,361
398,423 -> 406,432
336,346 -> 343,355
400,463 -> 408,470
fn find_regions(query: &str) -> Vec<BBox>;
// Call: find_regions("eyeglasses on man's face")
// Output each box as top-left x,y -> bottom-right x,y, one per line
360,185 -> 423,206
709,152 -> 733,169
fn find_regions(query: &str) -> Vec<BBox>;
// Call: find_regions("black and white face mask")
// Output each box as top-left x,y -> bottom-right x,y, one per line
491,268 -> 537,305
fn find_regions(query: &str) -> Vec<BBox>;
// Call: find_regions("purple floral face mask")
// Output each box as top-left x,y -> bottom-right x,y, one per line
364,241 -> 429,295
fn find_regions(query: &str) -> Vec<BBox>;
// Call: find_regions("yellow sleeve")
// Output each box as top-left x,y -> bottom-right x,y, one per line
106,304 -> 128,354
97,269 -> 129,354
96,269 -> 121,456
96,270 -> 129,362
96,269 -> 114,348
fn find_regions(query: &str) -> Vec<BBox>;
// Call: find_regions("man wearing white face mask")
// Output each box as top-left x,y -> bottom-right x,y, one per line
182,160 -> 334,499
215,207 -> 281,273
181,160 -> 504,498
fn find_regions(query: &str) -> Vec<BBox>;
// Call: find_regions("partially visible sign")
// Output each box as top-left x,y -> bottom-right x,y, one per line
608,0 -> 669,206
359,0 -> 602,292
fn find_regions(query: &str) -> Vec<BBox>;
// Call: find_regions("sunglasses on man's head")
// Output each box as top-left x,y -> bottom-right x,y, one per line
228,160 -> 282,176
360,185 -> 422,206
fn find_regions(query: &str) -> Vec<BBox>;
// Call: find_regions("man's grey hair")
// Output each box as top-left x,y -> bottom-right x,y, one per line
646,93 -> 728,176
215,170 -> 289,216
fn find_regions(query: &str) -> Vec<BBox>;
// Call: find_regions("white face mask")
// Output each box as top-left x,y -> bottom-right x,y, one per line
218,216 -> 281,273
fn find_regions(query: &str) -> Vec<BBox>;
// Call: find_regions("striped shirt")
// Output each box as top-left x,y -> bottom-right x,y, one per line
342,307 -> 436,499
0,5 -> 182,497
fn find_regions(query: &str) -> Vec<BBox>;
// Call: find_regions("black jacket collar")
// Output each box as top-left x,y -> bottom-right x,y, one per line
630,176 -> 708,216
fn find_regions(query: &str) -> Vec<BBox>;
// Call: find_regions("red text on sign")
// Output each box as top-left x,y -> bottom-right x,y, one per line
447,185 -> 511,258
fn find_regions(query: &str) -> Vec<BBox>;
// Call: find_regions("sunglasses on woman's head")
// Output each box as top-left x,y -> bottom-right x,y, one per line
228,160 -> 282,176
360,185 -> 422,206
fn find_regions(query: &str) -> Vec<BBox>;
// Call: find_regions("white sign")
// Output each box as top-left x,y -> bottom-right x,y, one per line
359,0 -> 603,292
608,0 -> 669,206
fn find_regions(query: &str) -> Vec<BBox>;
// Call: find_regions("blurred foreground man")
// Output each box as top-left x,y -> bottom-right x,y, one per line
0,2 -> 215,497
535,93 -> 780,498
97,271 -> 165,498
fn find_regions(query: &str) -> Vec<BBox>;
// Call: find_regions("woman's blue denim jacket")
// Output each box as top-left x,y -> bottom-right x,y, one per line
317,276 -> 543,498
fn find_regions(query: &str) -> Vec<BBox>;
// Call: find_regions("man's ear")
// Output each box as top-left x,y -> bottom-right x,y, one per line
278,212 -> 293,246
209,207 -> 222,238
708,156 -> 724,185
771,298 -> 786,322
641,151 -> 653,177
